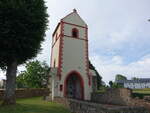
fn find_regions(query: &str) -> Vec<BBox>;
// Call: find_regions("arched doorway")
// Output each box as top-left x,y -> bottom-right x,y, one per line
64,71 -> 84,100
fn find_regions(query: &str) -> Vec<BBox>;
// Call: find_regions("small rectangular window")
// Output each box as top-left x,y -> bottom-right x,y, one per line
72,28 -> 79,38
60,84 -> 63,91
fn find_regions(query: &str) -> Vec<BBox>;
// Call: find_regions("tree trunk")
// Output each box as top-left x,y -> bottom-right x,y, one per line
2,60 -> 17,105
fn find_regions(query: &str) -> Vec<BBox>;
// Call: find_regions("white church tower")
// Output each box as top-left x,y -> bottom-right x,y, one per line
50,9 -> 94,100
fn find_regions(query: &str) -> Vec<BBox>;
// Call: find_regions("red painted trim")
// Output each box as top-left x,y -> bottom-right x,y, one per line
61,10 -> 88,28
62,21 -> 87,29
52,23 -> 60,37
60,84 -> 63,91
51,25 -> 61,67
72,28 -> 79,38
61,12 -> 74,20
56,33 -> 58,40
50,32 -> 54,66
85,28 -> 91,86
64,71 -> 84,100
52,34 -> 61,48
52,12 -> 91,98
57,21 -> 64,80
62,20 -> 90,85
63,35 -> 88,41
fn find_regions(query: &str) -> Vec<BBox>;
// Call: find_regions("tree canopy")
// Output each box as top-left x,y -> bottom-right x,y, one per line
16,60 -> 50,88
0,0 -> 48,67
131,77 -> 139,80
109,80 -> 123,88
115,74 -> 127,81
0,0 -> 48,105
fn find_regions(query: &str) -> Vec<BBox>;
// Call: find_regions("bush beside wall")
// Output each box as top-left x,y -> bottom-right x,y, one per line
132,93 -> 150,99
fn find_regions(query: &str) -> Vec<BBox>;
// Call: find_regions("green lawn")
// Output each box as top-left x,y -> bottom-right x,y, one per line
133,88 -> 150,94
0,97 -> 70,113
132,88 -> 150,99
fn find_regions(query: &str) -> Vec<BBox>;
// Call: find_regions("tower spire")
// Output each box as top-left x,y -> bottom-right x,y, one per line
73,9 -> 77,13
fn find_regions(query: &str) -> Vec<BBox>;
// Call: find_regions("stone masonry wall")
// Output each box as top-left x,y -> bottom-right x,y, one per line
52,97 -> 149,113
69,99 -> 149,113
53,97 -> 70,108
91,88 -> 150,111
91,88 -> 132,106
0,88 -> 50,100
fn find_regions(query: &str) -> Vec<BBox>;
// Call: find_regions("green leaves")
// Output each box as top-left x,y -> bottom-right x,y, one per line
16,60 -> 50,88
0,0 -> 48,66
0,1 -> 48,104
115,74 -> 127,81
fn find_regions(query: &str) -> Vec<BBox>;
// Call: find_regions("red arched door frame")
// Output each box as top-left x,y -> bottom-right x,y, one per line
64,71 -> 84,100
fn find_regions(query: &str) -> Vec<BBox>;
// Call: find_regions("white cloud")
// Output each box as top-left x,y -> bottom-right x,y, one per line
29,0 -> 150,84
1,0 -> 150,82
0,70 -> 6,80
90,54 -> 150,84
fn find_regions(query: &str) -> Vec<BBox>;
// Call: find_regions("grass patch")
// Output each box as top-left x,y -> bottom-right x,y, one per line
0,97 -> 70,113
133,88 -> 150,94
132,88 -> 150,99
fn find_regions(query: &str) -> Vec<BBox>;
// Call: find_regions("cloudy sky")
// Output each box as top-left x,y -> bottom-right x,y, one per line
1,0 -> 150,83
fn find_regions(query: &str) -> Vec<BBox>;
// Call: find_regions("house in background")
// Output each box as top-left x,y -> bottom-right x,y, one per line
116,78 -> 150,89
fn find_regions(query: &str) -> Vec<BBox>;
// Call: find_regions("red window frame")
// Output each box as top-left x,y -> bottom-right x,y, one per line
72,28 -> 79,38
60,84 -> 63,91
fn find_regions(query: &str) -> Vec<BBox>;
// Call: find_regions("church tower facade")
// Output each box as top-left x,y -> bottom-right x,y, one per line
50,9 -> 92,100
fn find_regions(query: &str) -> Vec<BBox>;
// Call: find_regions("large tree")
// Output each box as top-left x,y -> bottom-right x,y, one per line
0,0 -> 48,105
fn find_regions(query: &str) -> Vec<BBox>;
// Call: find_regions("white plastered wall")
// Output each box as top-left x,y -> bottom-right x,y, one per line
51,25 -> 61,68
61,12 -> 92,100
63,24 -> 86,40
51,25 -> 61,98
62,12 -> 87,27
51,11 -> 92,100
60,37 -> 92,100
50,73 -> 60,99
